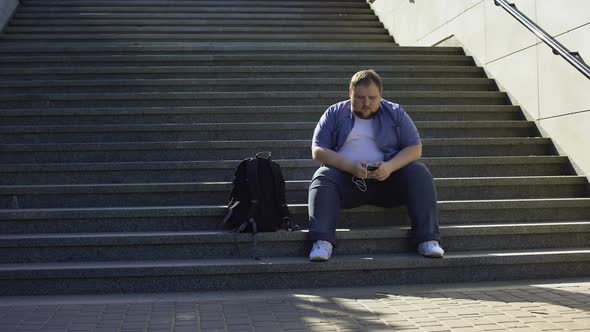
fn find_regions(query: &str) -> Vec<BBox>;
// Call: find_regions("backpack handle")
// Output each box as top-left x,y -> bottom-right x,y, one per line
255,151 -> 272,160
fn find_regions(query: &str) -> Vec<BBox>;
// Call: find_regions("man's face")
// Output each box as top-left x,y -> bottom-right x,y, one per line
350,81 -> 382,119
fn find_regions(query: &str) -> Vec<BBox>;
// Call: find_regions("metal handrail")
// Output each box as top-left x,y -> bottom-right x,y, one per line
494,0 -> 590,80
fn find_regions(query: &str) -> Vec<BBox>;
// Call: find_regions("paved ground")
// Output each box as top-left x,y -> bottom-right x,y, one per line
0,278 -> 588,332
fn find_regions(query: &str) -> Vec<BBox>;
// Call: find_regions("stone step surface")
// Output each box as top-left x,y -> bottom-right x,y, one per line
0,249 -> 588,295
0,65 -> 486,80
0,121 -> 538,143
16,6 -> 375,14
2,176 -> 587,209
1,199 -> 589,234
8,18 -> 385,27
0,91 -> 508,108
20,0 -> 368,7
11,12 -> 380,21
1,34 -> 394,43
0,138 -> 556,163
0,105 -> 524,125
0,156 -> 574,185
1,222 -> 588,263
0,54 -> 473,68
1,43 -> 452,54
5,26 -> 391,34
0,78 -> 498,93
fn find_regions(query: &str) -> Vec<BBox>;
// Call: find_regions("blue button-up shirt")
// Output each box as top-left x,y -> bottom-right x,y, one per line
312,99 -> 421,162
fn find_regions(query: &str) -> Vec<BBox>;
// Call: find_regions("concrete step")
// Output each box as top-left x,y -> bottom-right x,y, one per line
8,18 -> 385,28
2,176 -> 587,209
0,138 -> 554,163
0,121 -> 537,143
0,248 -> 588,295
0,105 -> 524,126
0,65 -> 485,80
1,222 -> 588,263
1,199 -> 589,234
0,91 -> 508,108
0,33 -> 394,43
0,54 -> 471,67
11,12 -> 381,21
20,1 -> 368,8
0,78 -> 498,94
0,43 -> 457,54
16,6 -> 374,14
0,156 -> 574,185
5,26 -> 390,35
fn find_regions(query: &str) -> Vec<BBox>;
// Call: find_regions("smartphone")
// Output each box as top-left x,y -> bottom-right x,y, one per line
367,163 -> 380,171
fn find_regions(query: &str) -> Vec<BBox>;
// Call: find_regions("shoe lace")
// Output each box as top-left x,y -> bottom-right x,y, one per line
314,241 -> 330,251
423,240 -> 437,249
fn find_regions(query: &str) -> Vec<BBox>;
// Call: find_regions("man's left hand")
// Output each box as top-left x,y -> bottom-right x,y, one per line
367,162 -> 395,181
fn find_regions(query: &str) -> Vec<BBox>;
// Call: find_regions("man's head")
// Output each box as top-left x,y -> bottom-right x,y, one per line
349,69 -> 383,119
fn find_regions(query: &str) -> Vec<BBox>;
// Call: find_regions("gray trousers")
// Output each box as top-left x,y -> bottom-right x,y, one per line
308,162 -> 441,245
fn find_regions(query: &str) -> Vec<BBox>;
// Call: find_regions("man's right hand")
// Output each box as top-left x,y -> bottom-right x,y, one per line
353,161 -> 370,179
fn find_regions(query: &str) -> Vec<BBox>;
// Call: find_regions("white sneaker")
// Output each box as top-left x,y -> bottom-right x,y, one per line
309,240 -> 333,262
418,240 -> 444,258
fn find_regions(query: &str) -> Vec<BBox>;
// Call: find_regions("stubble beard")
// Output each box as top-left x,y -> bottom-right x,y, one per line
352,107 -> 377,119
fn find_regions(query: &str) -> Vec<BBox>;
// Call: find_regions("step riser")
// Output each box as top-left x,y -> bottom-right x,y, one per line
0,162 -> 573,185
2,206 -> 589,234
3,183 -> 586,208
2,232 -> 588,263
0,96 -> 509,109
8,19 -> 385,28
1,37 -> 394,44
16,8 -> 375,14
0,128 -> 536,144
0,145 -> 554,164
1,261 -> 588,296
5,50 -> 442,56
2,32 -> 393,41
0,83 -> 497,94
0,111 -> 523,126
0,59 -> 474,69
19,0 -> 369,6
0,71 -> 487,80
6,27 -> 390,34
12,13 -> 381,21
0,54 -> 473,62
0,47 -> 461,55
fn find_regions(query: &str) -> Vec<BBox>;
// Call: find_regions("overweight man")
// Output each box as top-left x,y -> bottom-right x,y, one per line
308,69 -> 444,261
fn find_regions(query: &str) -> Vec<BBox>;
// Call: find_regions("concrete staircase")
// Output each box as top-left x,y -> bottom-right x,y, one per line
0,0 -> 589,296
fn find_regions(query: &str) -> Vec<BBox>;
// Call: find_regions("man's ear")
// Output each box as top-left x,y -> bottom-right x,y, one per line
349,89 -> 353,99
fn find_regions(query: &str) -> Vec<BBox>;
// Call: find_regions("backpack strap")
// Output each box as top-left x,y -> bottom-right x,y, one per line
245,157 -> 261,259
245,157 -> 260,221
269,161 -> 297,231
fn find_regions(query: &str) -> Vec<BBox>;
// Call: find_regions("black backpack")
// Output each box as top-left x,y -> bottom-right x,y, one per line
222,152 -> 296,257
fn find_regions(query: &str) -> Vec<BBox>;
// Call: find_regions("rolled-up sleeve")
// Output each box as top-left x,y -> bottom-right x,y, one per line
398,107 -> 421,148
312,108 -> 335,149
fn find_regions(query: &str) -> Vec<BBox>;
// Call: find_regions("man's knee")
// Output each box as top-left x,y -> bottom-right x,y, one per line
310,166 -> 343,187
399,162 -> 433,180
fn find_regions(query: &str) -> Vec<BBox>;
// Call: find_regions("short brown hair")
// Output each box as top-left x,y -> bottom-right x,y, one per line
349,69 -> 383,94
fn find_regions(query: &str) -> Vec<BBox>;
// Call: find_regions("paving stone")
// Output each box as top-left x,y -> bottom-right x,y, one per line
420,326 -> 452,332
173,327 -> 201,332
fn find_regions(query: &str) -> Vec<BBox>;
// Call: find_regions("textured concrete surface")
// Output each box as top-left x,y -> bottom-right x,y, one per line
0,278 -> 588,331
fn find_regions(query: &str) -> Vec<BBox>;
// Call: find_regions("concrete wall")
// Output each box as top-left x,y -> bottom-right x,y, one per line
370,0 -> 590,178
0,0 -> 18,32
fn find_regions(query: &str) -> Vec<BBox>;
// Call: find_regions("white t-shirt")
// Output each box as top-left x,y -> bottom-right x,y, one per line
337,114 -> 384,163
